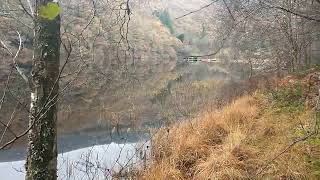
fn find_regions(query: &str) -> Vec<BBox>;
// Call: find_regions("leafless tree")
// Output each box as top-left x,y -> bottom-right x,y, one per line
0,0 -> 135,179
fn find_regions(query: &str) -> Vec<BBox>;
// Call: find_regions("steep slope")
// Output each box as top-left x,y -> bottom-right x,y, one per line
138,70 -> 320,179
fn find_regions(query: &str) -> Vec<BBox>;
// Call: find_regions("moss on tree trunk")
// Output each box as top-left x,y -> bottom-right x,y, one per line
26,1 -> 60,179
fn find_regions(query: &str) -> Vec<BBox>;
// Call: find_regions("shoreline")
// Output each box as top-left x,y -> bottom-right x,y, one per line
0,127 -> 151,162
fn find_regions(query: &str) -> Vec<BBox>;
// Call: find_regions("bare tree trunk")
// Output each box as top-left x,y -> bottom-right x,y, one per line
304,43 -> 311,68
26,0 -> 60,179
276,57 -> 281,78
249,59 -> 253,79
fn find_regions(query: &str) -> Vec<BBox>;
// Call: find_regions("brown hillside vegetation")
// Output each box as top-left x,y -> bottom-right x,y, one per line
138,72 -> 320,180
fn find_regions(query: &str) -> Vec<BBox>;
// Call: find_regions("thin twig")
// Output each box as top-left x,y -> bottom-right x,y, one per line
18,0 -> 33,18
0,67 -> 13,111
175,0 -> 218,20
258,0 -> 320,23
256,87 -> 320,176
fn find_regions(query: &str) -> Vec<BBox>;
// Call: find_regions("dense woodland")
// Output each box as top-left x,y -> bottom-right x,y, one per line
0,0 -> 319,179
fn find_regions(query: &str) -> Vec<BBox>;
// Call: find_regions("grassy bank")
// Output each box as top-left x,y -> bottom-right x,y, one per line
137,72 -> 320,179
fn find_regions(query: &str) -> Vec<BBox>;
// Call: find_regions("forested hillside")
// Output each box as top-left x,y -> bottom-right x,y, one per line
0,0 -> 240,143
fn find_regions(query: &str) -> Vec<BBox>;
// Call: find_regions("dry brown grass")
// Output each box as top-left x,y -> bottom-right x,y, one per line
139,93 -> 318,180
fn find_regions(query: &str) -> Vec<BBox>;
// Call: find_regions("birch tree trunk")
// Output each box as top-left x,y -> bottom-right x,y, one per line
26,0 -> 60,179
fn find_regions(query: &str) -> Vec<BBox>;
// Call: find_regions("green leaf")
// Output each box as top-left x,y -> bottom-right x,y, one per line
39,2 -> 60,20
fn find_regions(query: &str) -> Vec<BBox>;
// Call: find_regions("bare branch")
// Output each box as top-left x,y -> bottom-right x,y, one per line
256,87 -> 320,175
26,0 -> 34,17
0,40 -> 14,56
175,0 -> 218,20
12,31 -> 29,82
222,0 -> 235,21
18,0 -> 33,18
259,0 -> 320,23
0,67 -> 13,111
